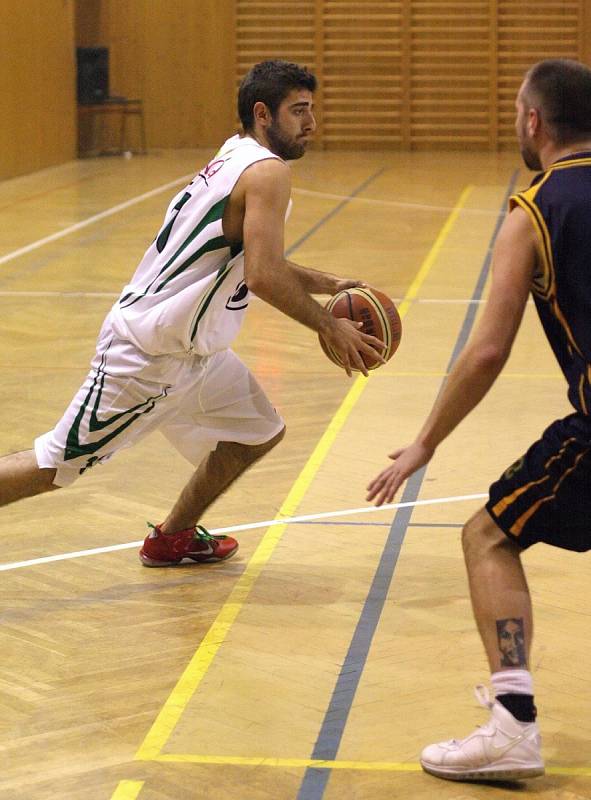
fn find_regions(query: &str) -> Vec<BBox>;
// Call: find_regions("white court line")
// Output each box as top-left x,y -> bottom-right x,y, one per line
0,176 -> 502,271
292,187 -> 506,216
0,493 -> 486,572
0,173 -> 194,268
0,291 -> 119,297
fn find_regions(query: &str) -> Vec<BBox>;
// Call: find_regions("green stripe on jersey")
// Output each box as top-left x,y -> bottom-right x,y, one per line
155,236 -> 228,293
121,194 -> 230,308
65,349 -> 167,461
158,194 -> 229,278
189,260 -> 235,342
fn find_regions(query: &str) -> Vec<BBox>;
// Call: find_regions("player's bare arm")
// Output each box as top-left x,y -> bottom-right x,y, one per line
367,206 -> 538,505
285,260 -> 367,295
232,158 -> 384,376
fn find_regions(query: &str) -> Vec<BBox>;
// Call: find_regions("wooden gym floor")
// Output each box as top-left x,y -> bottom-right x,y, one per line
1,147 -> 590,800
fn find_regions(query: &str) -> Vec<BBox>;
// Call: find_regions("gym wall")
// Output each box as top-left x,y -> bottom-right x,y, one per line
75,0 -> 236,149
236,0 -> 591,150
78,0 -> 591,153
3,0 -> 591,181
1,0 -> 77,180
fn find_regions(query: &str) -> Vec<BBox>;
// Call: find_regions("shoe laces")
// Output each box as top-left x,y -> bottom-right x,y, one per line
470,684 -> 499,738
146,521 -> 227,540
193,524 -> 228,542
446,687 -> 495,746
474,684 -> 494,710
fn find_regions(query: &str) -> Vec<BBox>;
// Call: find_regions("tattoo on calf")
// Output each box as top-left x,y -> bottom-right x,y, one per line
496,617 -> 527,667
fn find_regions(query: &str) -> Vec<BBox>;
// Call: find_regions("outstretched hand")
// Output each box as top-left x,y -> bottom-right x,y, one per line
366,441 -> 434,506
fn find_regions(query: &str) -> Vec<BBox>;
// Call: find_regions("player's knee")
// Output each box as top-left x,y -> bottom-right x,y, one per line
39,468 -> 61,493
461,507 -> 505,563
236,425 -> 286,463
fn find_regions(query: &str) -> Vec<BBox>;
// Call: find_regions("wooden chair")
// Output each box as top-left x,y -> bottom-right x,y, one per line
78,97 -> 147,157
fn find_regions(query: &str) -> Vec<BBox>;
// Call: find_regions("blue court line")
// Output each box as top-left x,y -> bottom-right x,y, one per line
296,170 -> 520,800
285,168 -> 388,258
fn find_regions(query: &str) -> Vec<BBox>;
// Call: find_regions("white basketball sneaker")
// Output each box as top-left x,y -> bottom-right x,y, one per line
420,686 -> 545,781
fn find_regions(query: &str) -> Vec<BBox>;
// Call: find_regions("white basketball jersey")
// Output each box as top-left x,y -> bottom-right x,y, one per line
107,135 -> 281,356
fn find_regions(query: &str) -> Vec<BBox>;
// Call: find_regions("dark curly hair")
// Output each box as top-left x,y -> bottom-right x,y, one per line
238,60 -> 317,132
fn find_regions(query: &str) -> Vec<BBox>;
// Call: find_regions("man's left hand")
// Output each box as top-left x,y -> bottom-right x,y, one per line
333,278 -> 368,293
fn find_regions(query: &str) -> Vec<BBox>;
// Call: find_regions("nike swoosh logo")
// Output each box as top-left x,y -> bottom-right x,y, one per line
189,543 -> 214,557
488,734 -> 526,759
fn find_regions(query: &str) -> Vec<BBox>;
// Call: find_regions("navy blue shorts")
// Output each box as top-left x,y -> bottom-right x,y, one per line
486,413 -> 591,552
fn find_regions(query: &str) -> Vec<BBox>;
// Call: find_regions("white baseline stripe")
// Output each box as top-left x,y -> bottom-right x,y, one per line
292,187 -> 506,216
0,173 -> 195,268
0,493 -> 486,572
0,291 -> 119,297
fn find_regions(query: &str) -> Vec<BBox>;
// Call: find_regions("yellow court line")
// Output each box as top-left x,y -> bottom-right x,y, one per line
130,184 -> 473,769
153,754 -> 591,777
396,185 -> 473,319
134,379 -> 367,762
110,781 -> 145,799
155,754 -> 422,772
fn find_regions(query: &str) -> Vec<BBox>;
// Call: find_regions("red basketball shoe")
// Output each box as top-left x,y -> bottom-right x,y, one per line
139,522 -> 238,567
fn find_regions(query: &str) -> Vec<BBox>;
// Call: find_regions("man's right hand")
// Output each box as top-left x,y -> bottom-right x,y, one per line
320,317 -> 386,377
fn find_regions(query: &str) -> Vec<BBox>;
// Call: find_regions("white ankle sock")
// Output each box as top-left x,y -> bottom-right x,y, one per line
491,669 -> 534,696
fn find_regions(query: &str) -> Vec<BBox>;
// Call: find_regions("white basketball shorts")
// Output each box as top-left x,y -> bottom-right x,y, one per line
35,325 -> 284,487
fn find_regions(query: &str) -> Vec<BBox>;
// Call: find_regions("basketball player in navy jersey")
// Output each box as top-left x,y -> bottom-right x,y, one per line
0,61 -> 384,566
368,59 -> 591,781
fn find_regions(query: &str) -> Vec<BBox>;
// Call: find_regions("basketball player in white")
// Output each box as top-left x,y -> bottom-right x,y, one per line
0,60 -> 384,566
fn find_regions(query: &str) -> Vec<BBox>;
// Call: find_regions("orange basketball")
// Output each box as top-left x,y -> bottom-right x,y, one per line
319,287 -> 402,371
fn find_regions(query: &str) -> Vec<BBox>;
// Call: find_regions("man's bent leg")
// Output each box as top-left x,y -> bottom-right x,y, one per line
462,507 -> 533,672
161,426 -> 286,534
139,428 -> 286,567
0,450 -> 59,506
419,507 -> 543,781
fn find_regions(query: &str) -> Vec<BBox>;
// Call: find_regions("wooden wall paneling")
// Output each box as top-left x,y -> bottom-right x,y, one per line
314,0 -> 326,144
42,3 -> 77,166
400,1 -> 412,148
76,0 -> 235,150
580,0 -> 591,64
235,1 -> 317,78
228,0 -> 591,152
75,0 -> 102,47
0,17 -> 13,177
235,0 -> 317,133
496,1 -> 580,148
322,1 -> 404,149
488,0 -> 499,149
1,0 -> 76,180
409,1 -> 493,149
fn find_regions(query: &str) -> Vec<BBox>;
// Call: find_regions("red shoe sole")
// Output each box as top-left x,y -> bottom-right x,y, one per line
139,544 -> 239,567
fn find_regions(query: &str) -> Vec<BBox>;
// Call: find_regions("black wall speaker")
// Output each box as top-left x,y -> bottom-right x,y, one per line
76,47 -> 109,105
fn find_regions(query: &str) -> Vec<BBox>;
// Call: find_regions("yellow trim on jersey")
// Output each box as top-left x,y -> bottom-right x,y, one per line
547,155 -> 591,170
579,374 -> 588,415
510,186 -> 554,300
510,171 -> 586,359
510,448 -> 589,535
491,475 -> 549,518
551,297 -> 584,357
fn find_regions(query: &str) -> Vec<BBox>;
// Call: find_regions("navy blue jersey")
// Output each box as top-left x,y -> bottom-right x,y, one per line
510,152 -> 591,415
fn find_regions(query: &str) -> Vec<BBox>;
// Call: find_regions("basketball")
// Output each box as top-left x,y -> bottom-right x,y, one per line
319,287 -> 402,371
